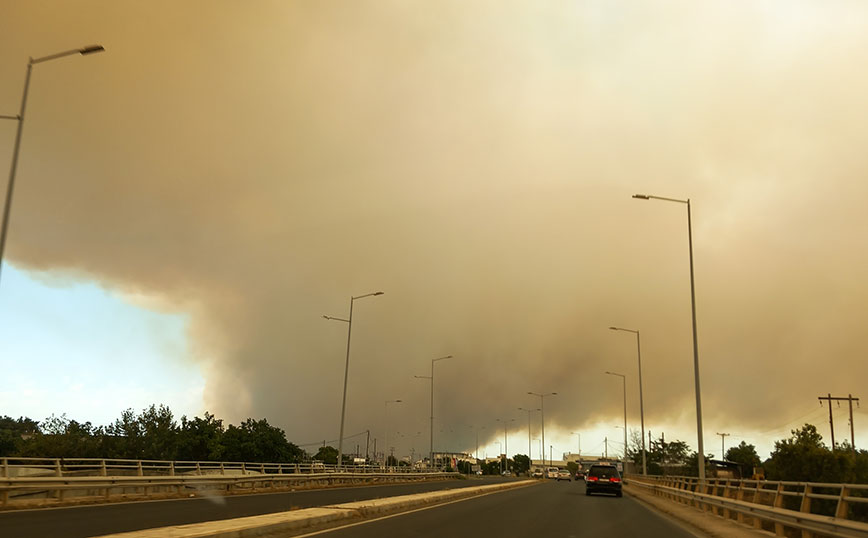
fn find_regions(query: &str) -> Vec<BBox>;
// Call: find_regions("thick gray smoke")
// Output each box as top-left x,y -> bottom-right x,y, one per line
2,1 -> 867,456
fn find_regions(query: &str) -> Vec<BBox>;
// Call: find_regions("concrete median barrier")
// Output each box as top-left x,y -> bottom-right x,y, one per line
94,479 -> 536,538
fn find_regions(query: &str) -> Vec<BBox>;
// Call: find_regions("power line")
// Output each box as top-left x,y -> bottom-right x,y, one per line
297,430 -> 370,449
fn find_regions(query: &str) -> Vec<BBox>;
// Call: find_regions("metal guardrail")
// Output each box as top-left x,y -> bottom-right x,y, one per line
0,456 -> 433,478
627,475 -> 868,538
0,457 -> 457,507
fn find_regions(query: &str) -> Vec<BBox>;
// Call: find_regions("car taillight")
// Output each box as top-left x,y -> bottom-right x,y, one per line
587,476 -> 598,482
610,477 -> 621,483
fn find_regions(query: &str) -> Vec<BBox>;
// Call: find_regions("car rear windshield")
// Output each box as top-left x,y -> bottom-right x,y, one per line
589,466 -> 618,478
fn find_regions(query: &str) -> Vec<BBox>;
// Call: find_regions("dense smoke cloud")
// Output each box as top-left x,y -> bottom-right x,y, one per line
2,1 -> 867,456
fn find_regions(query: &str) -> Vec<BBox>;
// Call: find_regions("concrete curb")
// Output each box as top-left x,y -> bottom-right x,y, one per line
94,480 -> 536,538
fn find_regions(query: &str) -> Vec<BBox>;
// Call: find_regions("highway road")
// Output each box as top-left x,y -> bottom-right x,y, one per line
0,476 -> 513,538
293,479 -> 700,538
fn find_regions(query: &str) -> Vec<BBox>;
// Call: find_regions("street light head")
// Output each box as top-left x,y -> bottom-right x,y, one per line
632,194 -> 650,200
609,326 -> 618,331
373,291 -> 384,296
79,45 -> 105,55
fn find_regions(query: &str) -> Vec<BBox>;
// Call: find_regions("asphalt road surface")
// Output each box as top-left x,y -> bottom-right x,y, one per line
1,477 -> 513,538
292,479 -> 701,538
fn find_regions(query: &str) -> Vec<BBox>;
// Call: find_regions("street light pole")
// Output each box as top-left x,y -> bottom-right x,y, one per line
496,418 -> 515,473
633,193 -> 705,481
0,45 -> 105,288
415,355 -> 453,468
605,372 -> 628,462
528,392 -> 556,466
518,407 -> 539,459
570,431 -> 581,455
384,399 -> 402,468
609,326 -> 647,475
324,291 -> 384,470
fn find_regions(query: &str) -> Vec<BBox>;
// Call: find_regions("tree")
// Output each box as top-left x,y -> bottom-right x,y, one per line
457,460 -> 474,474
725,441 -> 760,478
314,445 -> 338,464
764,424 -> 853,483
0,416 -> 39,456
177,413 -> 225,461
222,418 -> 304,463
512,454 -> 530,475
138,404 -> 179,460
481,459 -> 501,475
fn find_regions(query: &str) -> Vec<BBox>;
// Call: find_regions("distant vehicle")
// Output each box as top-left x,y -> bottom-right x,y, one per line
531,469 -> 544,478
556,469 -> 571,481
575,470 -> 585,481
546,467 -> 560,479
585,464 -> 622,497
501,470 -> 511,476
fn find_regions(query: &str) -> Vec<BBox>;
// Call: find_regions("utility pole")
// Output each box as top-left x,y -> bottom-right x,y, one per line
661,432 -> 666,475
605,437 -> 608,459
716,432 -> 730,460
818,394 -> 860,450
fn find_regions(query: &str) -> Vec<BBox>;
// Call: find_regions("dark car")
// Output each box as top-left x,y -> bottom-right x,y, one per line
585,464 -> 622,497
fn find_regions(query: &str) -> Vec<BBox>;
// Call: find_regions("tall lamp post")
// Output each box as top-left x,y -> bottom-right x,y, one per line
518,407 -> 539,460
496,417 -> 515,473
528,392 -> 556,466
0,45 -> 105,287
384,399 -> 402,468
605,372 -> 628,462
633,193 -> 705,480
414,354 -> 453,468
475,426 -> 485,460
609,326 -> 647,475
570,431 -> 581,455
323,291 -> 384,469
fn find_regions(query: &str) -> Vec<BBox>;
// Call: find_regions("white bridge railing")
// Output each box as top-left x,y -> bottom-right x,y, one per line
0,457 -> 456,507
627,474 -> 868,538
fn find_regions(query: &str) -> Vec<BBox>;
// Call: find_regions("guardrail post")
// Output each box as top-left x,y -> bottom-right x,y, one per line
196,462 -> 202,475
170,461 -> 175,477
55,459 -> 62,477
736,482 -> 746,524
241,462 -> 247,476
721,480 -> 731,519
835,486 -> 850,520
799,484 -> 813,538
100,460 -> 107,477
773,483 -> 786,536
136,461 -> 143,477
1,457 -> 7,478
749,482 -> 763,529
